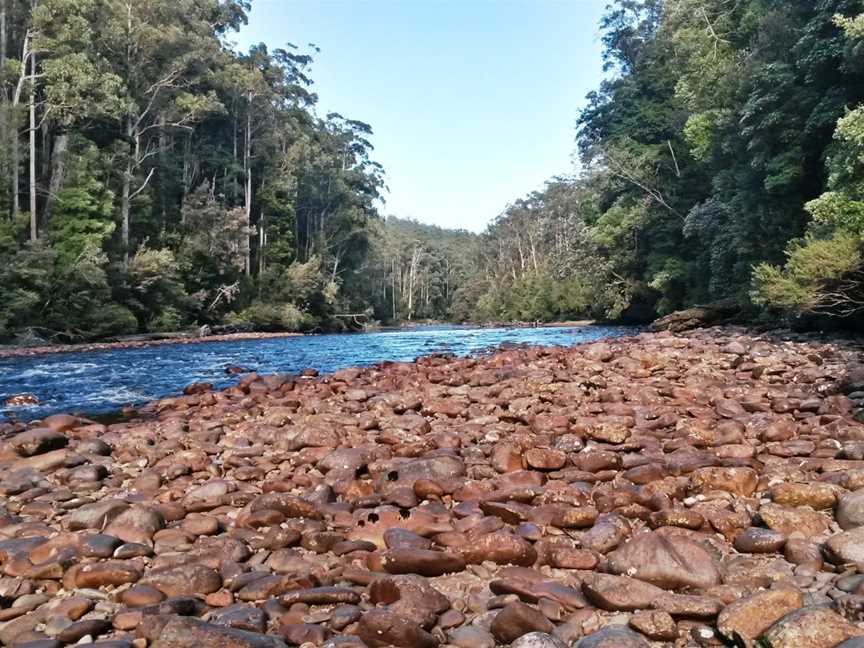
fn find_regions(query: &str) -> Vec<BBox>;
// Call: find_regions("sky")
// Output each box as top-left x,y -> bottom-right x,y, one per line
235,0 -> 608,233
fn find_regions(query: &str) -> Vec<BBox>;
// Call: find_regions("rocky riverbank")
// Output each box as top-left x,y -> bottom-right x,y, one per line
1,327 -> 864,647
0,331 -> 306,360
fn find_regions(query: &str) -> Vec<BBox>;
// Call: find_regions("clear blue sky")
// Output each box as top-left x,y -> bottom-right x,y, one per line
235,0 -> 608,232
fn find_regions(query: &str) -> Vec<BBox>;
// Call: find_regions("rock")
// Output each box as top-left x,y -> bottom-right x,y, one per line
490,602 -> 554,644
826,526 -> 864,564
582,573 -> 666,611
511,632 -> 568,648
5,393 -> 38,407
760,606 -> 864,648
56,618 -> 112,643
369,575 -> 449,628
449,626 -> 495,648
75,561 -> 143,588
281,587 -> 361,607
151,616 -> 287,647
356,609 -> 438,648
104,505 -> 165,545
577,626 -> 650,647
524,448 -> 566,471
690,467 -> 758,497
629,610 -> 677,641
837,489 -> 864,530
759,503 -> 830,538
460,531 -> 537,566
770,483 -> 838,510
734,527 -> 787,554
582,514 -> 630,554
140,563 -> 222,597
9,429 -> 68,456
382,548 -> 466,576
66,500 -> 129,531
606,531 -> 720,590
716,588 -> 804,645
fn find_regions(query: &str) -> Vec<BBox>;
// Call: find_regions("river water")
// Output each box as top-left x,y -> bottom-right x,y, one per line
0,324 -> 636,422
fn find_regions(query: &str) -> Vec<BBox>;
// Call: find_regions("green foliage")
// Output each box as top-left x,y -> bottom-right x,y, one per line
753,232 -> 863,315
5,0 -> 864,340
227,302 -> 311,332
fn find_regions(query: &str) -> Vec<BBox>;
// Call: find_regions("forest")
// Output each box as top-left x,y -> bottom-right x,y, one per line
1,0 -> 864,343
459,0 -> 864,327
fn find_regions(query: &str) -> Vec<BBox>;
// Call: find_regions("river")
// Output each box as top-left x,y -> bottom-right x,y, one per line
0,324 -> 636,422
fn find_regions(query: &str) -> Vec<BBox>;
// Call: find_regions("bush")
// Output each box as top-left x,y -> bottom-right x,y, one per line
753,232 -> 863,315
227,302 -> 312,332
148,306 -> 186,332
89,304 -> 139,338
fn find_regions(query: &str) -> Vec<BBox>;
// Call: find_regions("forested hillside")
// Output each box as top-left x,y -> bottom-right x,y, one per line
0,0 -> 396,342
3,1 -> 864,343
460,1 -> 864,327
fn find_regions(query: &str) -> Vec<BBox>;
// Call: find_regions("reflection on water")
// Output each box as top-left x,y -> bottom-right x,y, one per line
0,324 -> 636,422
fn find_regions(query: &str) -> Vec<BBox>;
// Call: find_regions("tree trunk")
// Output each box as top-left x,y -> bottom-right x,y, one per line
258,212 -> 265,277
1,0 -> 6,221
120,118 -> 132,265
391,257 -> 397,321
243,98 -> 252,275
43,120 -> 70,226
11,113 -> 17,222
28,39 -> 36,240
11,27 -> 30,224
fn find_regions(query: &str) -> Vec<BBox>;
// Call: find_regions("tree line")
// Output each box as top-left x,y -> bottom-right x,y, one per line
0,0 -> 400,342
3,0 -> 864,343
456,0 -> 864,328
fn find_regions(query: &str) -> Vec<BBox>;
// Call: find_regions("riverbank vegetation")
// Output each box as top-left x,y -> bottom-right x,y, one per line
457,1 -> 864,327
1,1 -> 863,343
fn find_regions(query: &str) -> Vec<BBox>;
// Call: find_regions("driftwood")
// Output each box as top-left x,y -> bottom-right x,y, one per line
651,298 -> 743,333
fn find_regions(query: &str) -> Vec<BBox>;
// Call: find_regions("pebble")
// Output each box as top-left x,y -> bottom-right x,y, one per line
1,327 -> 864,647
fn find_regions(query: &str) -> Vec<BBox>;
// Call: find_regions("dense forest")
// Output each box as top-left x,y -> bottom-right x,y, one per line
459,0 -> 864,327
1,1 -> 864,343
0,0 -> 397,342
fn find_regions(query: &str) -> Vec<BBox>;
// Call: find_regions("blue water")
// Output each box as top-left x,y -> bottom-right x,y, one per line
0,324 -> 636,422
